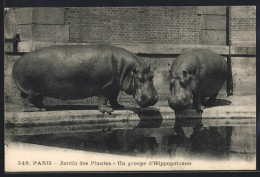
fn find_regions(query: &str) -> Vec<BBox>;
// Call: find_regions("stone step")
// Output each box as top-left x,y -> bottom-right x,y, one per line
5,104 -> 256,135
9,42 -> 256,55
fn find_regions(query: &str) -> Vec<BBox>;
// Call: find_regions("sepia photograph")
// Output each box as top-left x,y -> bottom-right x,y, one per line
4,5 -> 256,172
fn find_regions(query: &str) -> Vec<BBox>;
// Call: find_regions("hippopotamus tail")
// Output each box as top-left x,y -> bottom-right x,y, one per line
12,58 -> 32,99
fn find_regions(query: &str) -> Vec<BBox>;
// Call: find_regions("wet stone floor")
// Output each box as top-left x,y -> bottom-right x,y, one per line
6,125 -> 256,161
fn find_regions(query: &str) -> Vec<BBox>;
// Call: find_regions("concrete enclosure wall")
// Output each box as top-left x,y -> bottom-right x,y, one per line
4,6 -> 256,107
65,7 -> 201,44
5,6 -> 256,45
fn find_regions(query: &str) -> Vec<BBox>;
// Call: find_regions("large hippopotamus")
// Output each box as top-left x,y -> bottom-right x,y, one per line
12,44 -> 158,114
168,49 -> 227,113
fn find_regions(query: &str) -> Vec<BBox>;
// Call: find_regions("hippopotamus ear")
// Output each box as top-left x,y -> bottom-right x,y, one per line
133,66 -> 138,74
121,66 -> 136,93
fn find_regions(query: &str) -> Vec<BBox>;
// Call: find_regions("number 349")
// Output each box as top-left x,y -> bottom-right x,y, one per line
18,161 -> 30,165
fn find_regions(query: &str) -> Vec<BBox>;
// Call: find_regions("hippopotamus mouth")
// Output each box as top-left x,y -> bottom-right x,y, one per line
136,98 -> 158,108
133,88 -> 158,108
131,69 -> 158,108
167,95 -> 193,110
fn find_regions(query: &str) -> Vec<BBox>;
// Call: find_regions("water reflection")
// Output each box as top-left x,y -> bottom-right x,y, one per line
167,126 -> 232,159
8,124 -> 255,160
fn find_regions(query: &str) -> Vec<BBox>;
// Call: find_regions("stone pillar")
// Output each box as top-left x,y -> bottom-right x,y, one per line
5,8 -> 69,51
197,6 -> 227,45
4,8 -> 70,107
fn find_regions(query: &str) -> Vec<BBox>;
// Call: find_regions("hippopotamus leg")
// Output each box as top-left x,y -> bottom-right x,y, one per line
21,92 -> 46,112
200,96 -> 206,105
193,93 -> 204,113
204,92 -> 218,106
108,90 -> 124,109
98,95 -> 113,114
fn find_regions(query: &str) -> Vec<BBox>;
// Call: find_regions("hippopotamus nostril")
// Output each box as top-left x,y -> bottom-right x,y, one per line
154,96 -> 158,103
149,96 -> 158,105
152,96 -> 158,102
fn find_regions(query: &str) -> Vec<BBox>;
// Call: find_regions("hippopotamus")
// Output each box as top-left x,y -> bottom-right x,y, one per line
168,49 -> 227,113
12,44 -> 158,114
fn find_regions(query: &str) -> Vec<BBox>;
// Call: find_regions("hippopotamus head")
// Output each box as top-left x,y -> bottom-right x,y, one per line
167,68 -> 195,110
130,65 -> 158,108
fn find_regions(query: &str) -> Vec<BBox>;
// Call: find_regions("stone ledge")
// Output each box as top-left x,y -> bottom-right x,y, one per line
13,42 -> 256,56
5,104 -> 256,135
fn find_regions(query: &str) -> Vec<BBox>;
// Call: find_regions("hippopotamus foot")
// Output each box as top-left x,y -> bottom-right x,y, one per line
204,94 -> 218,107
194,104 -> 204,113
98,105 -> 113,115
200,96 -> 206,105
98,95 -> 114,114
193,94 -> 204,113
108,91 -> 124,109
109,101 -> 124,109
23,106 -> 46,112
21,92 -> 46,112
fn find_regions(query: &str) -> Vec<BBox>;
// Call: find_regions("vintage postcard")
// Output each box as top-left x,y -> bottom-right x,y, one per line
4,6 -> 256,172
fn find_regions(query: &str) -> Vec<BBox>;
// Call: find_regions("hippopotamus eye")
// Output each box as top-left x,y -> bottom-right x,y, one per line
170,79 -> 175,87
133,67 -> 138,74
183,71 -> 187,77
180,77 -> 190,88
148,74 -> 154,81
138,77 -> 145,82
